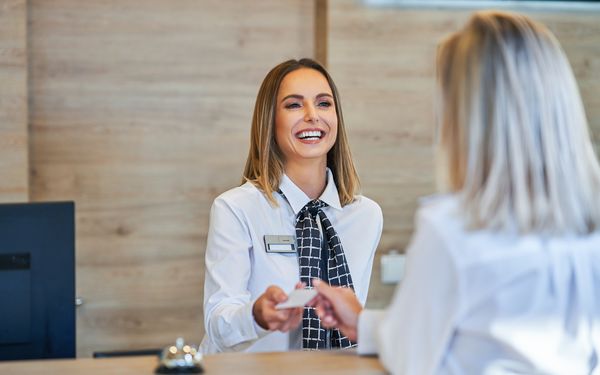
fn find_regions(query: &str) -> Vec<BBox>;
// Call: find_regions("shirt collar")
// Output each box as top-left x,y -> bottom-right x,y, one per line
279,168 -> 343,215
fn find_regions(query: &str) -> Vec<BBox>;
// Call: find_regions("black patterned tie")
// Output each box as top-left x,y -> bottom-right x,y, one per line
295,199 -> 355,349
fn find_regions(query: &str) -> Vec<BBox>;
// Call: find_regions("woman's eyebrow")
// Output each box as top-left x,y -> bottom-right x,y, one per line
280,94 -> 303,102
280,93 -> 333,103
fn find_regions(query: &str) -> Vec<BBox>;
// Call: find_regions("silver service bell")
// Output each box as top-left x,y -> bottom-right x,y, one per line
155,337 -> 203,374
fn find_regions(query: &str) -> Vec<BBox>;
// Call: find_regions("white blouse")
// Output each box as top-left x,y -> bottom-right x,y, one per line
359,195 -> 600,375
202,169 -> 383,353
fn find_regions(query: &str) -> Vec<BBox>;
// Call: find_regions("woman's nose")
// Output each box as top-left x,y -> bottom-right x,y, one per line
304,104 -> 319,123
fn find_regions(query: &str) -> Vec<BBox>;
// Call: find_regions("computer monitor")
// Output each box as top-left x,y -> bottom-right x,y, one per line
0,201 -> 75,360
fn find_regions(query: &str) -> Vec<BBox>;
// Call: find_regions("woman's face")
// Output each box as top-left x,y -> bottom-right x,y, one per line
274,68 -> 338,168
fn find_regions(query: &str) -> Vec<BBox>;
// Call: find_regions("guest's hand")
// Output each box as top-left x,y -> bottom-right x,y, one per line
252,282 -> 304,332
309,279 -> 363,341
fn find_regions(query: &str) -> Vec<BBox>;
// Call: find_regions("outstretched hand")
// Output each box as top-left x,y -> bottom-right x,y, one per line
252,282 -> 305,332
309,279 -> 363,342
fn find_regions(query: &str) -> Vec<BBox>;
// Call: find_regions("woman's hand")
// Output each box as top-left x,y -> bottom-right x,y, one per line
252,282 -> 304,332
309,279 -> 363,342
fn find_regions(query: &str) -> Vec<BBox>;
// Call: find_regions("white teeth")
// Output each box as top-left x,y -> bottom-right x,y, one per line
297,130 -> 323,139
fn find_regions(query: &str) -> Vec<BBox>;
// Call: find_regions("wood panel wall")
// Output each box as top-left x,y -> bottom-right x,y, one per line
1,0 -> 598,357
0,0 -> 28,202
28,0 -> 314,357
328,0 -> 600,307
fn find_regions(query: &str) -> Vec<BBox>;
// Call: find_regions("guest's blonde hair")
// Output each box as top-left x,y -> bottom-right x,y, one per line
243,58 -> 360,206
436,11 -> 600,234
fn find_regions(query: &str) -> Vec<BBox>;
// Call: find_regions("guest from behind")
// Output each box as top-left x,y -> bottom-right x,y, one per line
201,58 -> 383,353
312,11 -> 600,374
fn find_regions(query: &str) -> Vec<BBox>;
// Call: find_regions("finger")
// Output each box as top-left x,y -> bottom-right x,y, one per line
306,293 -> 325,307
309,296 -> 327,313
277,308 -> 302,332
291,307 -> 303,321
283,309 -> 301,332
313,279 -> 358,317
266,285 -> 288,303
313,279 -> 337,301
312,297 -> 322,311
266,313 -> 289,331
321,314 -> 337,328
314,295 -> 333,312
306,292 -> 319,306
314,303 -> 331,320
278,320 -> 291,332
263,304 -> 290,322
320,295 -> 333,309
289,308 -> 304,330
275,309 -> 291,322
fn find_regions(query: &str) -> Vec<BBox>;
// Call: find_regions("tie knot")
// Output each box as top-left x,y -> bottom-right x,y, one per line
301,200 -> 327,217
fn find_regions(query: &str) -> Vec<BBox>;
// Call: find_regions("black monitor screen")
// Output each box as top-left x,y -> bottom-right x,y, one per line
0,201 -> 75,360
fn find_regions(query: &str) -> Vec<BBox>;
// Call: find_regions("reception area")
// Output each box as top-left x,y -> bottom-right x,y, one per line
1,0 -> 599,373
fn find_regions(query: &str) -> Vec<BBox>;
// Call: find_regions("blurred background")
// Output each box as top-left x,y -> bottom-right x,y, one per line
1,0 -> 598,357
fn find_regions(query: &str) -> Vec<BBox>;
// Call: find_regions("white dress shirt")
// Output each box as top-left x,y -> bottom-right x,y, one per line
359,195 -> 600,375
201,169 -> 383,353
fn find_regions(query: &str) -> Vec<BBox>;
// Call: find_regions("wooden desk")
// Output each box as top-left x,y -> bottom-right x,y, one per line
0,350 -> 386,374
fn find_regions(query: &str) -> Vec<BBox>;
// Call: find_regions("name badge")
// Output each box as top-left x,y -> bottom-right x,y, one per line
264,235 -> 296,253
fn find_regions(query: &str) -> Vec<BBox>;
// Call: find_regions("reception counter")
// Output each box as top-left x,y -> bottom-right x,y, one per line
0,349 -> 386,374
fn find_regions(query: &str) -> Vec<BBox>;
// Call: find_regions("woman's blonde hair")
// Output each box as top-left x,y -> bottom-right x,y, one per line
243,58 -> 360,206
436,11 -> 600,234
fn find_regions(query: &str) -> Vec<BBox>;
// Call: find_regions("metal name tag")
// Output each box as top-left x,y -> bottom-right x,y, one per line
264,235 -> 296,253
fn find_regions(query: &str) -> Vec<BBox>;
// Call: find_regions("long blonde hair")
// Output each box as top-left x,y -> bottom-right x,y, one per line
243,58 -> 360,206
436,11 -> 600,234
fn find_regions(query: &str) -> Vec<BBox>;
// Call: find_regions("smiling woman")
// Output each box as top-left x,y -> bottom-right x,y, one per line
200,58 -> 383,353
244,59 -> 359,207
274,68 -> 338,196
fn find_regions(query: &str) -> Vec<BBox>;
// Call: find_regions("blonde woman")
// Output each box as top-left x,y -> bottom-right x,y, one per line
201,58 -> 383,353
312,11 -> 600,374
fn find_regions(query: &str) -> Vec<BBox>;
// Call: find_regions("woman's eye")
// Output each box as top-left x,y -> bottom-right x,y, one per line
285,102 -> 301,109
318,101 -> 332,108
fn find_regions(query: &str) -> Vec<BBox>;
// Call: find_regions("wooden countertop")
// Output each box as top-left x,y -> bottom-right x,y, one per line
0,349 -> 387,374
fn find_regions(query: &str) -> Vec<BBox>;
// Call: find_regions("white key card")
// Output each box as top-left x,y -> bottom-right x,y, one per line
275,289 -> 317,310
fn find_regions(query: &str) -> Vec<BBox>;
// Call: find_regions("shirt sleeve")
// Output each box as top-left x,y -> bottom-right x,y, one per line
357,309 -> 386,355
203,197 -> 268,352
374,207 -> 463,374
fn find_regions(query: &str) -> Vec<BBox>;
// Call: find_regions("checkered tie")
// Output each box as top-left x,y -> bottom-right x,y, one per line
295,199 -> 355,349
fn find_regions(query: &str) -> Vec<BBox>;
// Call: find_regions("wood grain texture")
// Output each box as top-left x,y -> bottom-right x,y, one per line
24,0 -> 600,356
315,0 -> 328,66
327,1 -> 600,308
28,0 -> 315,357
0,0 -> 28,201
0,350 -> 386,375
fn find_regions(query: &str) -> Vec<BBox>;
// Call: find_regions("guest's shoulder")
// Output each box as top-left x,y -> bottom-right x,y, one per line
414,194 -> 463,236
417,194 -> 459,218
